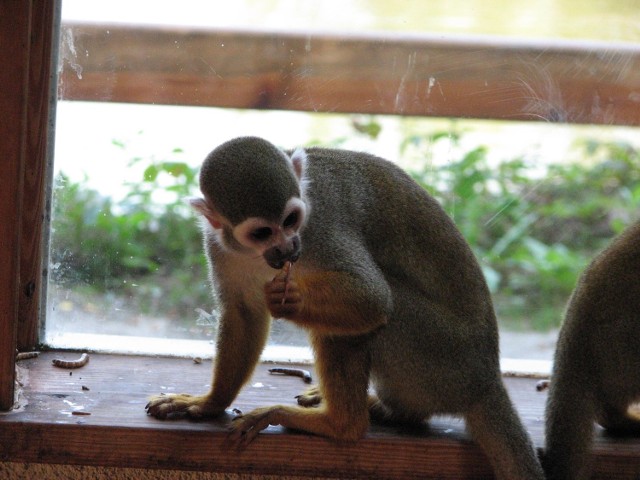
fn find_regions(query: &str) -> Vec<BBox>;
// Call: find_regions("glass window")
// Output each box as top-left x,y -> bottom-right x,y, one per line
46,0 -> 640,367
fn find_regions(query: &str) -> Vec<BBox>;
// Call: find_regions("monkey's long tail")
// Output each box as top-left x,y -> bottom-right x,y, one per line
465,382 -> 545,480
543,372 -> 596,480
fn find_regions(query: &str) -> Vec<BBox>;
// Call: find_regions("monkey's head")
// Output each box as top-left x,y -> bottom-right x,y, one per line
191,136 -> 309,270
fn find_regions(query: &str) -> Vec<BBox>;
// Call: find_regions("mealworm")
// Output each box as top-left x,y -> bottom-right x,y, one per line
281,261 -> 293,305
16,351 -> 39,361
536,380 -> 550,392
52,353 -> 90,369
71,410 -> 91,416
269,367 -> 313,384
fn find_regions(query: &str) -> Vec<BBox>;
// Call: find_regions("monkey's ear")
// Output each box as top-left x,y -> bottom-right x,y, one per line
289,148 -> 307,181
189,197 -> 223,230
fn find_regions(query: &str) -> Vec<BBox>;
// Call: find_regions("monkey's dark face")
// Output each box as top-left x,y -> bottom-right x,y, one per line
231,197 -> 307,269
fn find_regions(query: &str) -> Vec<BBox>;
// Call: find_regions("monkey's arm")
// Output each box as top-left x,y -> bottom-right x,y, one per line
146,298 -> 270,419
228,260 -> 388,443
265,268 -> 391,336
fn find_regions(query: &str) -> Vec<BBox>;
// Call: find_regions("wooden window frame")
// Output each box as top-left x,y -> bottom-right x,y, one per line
0,0 -> 59,410
60,23 -> 640,126
2,2 -> 640,478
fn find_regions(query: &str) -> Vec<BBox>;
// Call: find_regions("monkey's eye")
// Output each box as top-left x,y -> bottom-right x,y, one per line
250,227 -> 273,242
283,211 -> 299,229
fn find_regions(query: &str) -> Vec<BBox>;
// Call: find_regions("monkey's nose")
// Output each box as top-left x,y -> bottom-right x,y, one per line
264,245 -> 300,270
264,249 -> 288,269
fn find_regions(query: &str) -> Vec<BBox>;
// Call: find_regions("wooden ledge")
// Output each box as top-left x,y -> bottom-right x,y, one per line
1,353 -> 639,478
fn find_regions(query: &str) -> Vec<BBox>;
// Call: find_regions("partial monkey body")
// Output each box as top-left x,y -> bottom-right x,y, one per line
146,137 -> 543,480
544,221 -> 640,479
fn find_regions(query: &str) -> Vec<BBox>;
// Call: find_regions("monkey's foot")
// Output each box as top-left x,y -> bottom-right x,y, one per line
296,386 -> 322,407
229,404 -> 368,445
145,393 -> 223,419
229,406 -> 283,445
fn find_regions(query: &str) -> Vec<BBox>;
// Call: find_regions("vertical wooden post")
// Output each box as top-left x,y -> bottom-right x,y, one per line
0,0 -> 32,410
0,0 -> 58,410
18,0 -> 59,351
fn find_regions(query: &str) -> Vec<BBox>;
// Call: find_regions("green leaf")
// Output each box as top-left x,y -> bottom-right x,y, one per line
143,165 -> 159,182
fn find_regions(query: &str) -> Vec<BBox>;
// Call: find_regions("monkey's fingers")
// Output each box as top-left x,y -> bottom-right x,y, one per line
266,287 -> 302,303
265,279 -> 303,318
266,280 -> 302,301
228,407 -> 276,446
265,276 -> 293,293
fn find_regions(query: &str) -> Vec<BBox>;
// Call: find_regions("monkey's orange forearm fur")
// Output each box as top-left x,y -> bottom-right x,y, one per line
265,271 -> 389,335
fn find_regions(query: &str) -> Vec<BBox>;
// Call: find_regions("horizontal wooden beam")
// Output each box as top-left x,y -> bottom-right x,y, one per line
59,24 -> 640,126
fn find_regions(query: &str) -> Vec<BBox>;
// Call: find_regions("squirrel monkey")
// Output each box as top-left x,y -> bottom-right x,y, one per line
146,136 -> 544,480
544,221 -> 640,479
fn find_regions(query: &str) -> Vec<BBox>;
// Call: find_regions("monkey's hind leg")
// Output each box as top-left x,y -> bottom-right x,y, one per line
465,383 -> 544,480
230,335 -> 371,445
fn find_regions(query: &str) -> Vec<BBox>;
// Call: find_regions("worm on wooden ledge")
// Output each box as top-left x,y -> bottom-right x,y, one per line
52,353 -> 90,369
536,379 -> 550,392
268,367 -> 313,384
281,261 -> 293,305
16,351 -> 39,361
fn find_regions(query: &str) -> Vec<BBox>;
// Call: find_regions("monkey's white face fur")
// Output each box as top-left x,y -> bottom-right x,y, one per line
232,197 -> 307,267
191,147 -> 310,269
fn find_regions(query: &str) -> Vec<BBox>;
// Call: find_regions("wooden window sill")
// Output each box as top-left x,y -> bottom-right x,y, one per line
1,353 -> 639,479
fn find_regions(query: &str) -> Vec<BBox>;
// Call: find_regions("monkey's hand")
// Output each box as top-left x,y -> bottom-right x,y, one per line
145,393 -> 225,419
265,271 -> 303,319
265,269 -> 389,335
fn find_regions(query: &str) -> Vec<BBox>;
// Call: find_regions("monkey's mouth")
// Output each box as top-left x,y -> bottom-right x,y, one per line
264,239 -> 301,270
266,252 -> 299,270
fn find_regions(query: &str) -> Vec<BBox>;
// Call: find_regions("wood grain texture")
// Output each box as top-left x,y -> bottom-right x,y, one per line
1,353 -> 640,478
58,24 -> 640,125
0,0 -> 31,411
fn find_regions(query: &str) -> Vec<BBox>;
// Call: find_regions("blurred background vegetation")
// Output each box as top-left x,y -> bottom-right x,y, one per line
49,120 -> 640,333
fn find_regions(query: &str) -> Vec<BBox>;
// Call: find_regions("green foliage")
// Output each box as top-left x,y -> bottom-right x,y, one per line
50,148 -> 210,319
405,132 -> 640,329
351,116 -> 383,139
50,128 -> 640,331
